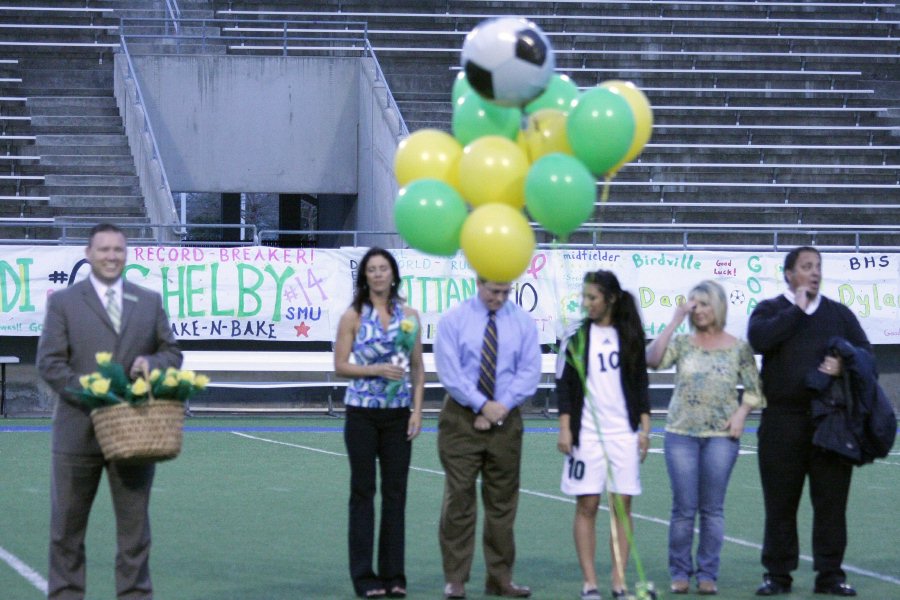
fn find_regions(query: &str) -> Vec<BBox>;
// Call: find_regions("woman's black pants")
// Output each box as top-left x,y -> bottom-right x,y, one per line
345,406 -> 412,595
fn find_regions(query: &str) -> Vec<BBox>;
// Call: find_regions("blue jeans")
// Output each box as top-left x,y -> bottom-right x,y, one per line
664,432 -> 740,583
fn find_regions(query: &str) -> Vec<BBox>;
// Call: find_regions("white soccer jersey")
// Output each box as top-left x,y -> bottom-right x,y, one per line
581,324 -> 631,438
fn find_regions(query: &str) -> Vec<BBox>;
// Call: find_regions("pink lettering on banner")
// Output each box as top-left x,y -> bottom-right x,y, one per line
132,247 -> 207,263
218,247 -> 315,264
526,254 -> 547,279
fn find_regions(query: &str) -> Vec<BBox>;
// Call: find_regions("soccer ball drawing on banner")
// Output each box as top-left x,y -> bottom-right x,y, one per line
729,289 -> 746,305
461,17 -> 555,107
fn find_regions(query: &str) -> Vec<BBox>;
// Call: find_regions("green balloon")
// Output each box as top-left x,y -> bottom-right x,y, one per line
525,74 -> 580,114
394,178 -> 468,256
525,153 -> 596,239
452,91 -> 522,146
566,87 -> 636,176
451,71 -> 473,104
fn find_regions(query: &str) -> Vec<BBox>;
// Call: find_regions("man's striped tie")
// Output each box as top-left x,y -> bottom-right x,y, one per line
477,311 -> 497,400
106,288 -> 121,334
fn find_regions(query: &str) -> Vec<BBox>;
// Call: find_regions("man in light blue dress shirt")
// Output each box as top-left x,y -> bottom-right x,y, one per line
434,278 -> 541,599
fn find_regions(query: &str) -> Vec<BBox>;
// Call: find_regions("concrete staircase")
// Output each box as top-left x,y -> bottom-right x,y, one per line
0,0 -> 215,241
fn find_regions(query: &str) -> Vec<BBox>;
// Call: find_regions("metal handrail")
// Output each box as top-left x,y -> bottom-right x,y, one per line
362,37 -> 409,137
164,0 -> 181,34
257,229 -> 379,247
541,225 -> 900,253
50,222 -> 258,246
1,223 -> 897,251
117,34 -> 181,239
254,227 -> 900,253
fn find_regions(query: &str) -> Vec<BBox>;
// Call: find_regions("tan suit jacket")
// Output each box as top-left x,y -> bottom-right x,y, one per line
38,278 -> 183,454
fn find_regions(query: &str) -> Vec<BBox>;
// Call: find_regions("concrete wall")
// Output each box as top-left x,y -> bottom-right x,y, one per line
355,59 -> 403,245
128,53 -> 403,234
132,55 -> 357,194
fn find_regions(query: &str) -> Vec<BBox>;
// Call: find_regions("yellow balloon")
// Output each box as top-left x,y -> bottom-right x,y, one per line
460,204 -> 535,282
458,135 -> 530,208
601,80 -> 653,172
394,129 -> 463,188
519,108 -> 573,162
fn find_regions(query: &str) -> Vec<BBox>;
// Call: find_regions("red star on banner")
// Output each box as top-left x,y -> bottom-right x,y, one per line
294,321 -> 311,337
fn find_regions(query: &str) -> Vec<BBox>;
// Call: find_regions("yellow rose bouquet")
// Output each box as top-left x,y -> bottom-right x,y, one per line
73,352 -> 210,463
73,352 -> 210,410
385,317 -> 418,404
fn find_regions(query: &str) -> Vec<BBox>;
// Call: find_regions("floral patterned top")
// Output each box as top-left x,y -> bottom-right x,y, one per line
344,301 -> 412,409
658,335 -> 765,437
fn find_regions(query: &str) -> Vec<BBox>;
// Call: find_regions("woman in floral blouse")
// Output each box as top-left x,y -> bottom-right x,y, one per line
334,247 -> 424,599
646,280 -> 764,596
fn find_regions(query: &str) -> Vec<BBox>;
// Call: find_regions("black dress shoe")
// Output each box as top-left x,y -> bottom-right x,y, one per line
756,578 -> 791,596
814,582 -> 857,596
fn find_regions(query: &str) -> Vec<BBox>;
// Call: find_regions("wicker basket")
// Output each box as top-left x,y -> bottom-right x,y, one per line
91,400 -> 185,463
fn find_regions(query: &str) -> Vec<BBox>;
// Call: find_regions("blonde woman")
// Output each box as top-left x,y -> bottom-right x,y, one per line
646,280 -> 764,595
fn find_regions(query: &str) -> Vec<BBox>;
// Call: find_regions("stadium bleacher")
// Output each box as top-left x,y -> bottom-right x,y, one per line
213,0 -> 900,248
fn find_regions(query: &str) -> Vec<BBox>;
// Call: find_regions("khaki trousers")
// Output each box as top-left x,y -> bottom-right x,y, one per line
437,397 -> 523,586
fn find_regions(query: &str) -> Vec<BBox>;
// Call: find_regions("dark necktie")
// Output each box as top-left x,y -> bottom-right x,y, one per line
477,311 -> 497,399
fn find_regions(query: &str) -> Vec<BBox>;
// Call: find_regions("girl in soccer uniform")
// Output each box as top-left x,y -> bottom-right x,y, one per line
556,270 -> 652,600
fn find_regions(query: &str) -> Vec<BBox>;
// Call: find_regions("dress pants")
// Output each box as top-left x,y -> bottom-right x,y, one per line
344,406 -> 412,595
757,409 -> 853,588
437,397 -> 523,587
48,452 -> 154,600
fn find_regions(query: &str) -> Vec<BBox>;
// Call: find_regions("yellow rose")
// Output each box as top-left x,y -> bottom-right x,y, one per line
95,352 -> 113,365
194,374 -> 210,390
149,368 -> 161,382
89,378 -> 111,395
130,378 -> 149,396
163,375 -> 178,388
400,319 -> 414,333
178,370 -> 196,384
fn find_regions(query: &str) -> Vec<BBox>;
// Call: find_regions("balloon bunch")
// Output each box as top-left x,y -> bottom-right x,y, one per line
393,17 -> 653,282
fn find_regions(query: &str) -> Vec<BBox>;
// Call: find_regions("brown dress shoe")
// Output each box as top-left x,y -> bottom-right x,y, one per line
444,581 -> 466,599
485,581 -> 532,597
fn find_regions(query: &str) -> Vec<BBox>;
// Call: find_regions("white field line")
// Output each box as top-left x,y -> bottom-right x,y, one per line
0,545 -> 48,595
232,431 -> 900,586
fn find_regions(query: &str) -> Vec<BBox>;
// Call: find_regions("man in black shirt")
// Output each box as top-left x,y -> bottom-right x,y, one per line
748,246 -> 869,597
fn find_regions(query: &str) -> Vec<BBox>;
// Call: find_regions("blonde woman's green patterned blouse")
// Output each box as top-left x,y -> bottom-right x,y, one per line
657,335 -> 765,437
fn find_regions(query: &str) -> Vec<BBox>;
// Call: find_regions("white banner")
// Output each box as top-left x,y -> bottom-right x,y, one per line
1,246 -> 897,344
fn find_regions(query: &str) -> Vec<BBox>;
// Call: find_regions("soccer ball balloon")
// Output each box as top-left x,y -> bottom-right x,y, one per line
461,17 -> 555,107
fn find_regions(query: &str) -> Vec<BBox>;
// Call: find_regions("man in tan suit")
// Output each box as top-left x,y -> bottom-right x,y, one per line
37,223 -> 182,600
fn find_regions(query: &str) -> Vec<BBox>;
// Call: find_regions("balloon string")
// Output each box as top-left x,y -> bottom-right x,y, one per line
601,174 -> 612,203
